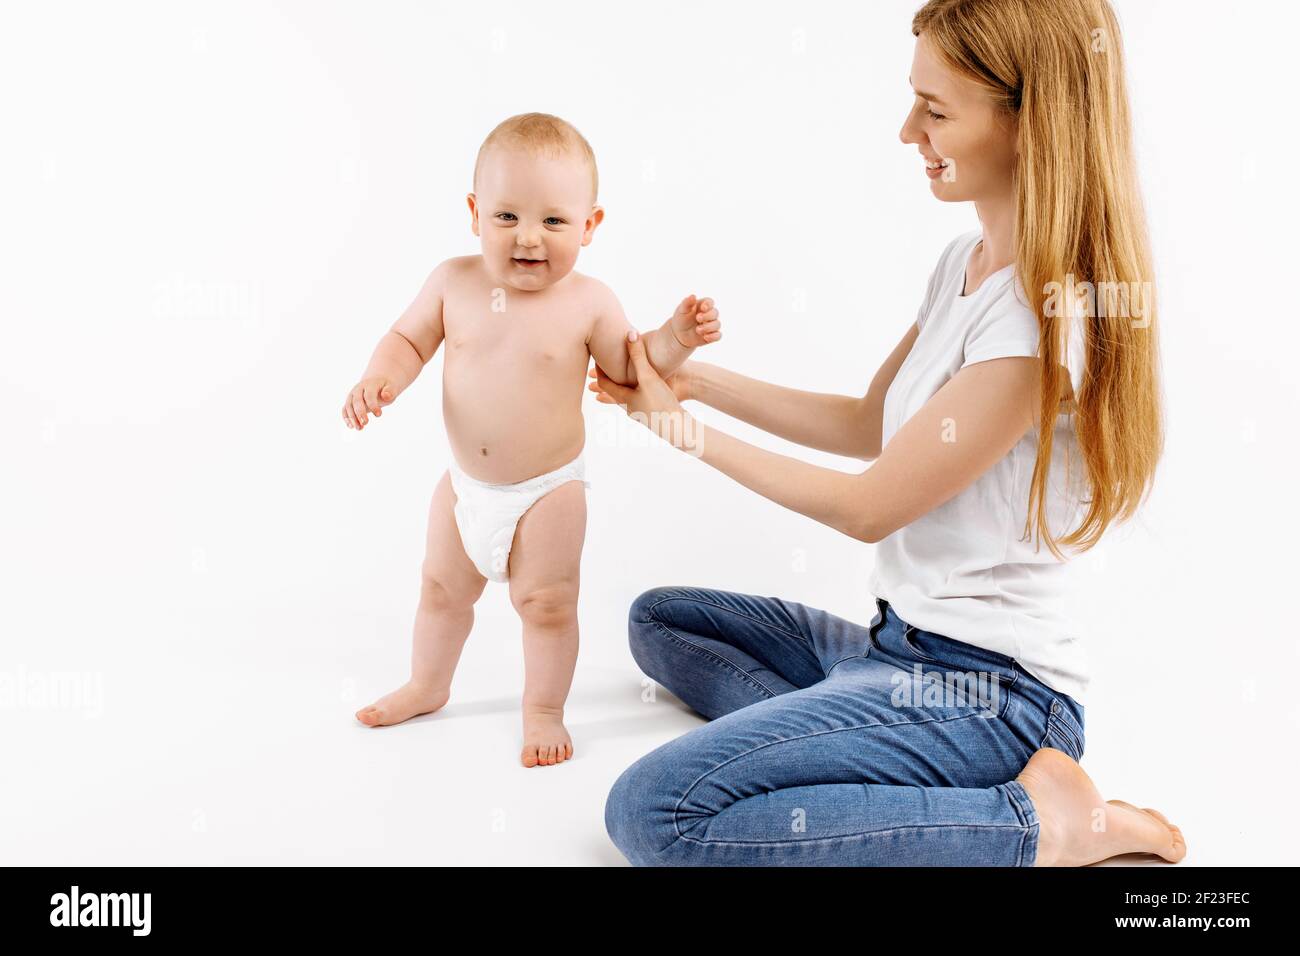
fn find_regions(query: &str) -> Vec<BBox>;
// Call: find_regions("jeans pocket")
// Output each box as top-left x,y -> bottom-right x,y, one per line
902,625 -> 942,663
894,632 -> 1014,720
904,627 -> 1022,719
1039,697 -> 1085,761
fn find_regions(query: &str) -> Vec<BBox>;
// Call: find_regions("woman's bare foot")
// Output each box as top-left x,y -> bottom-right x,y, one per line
355,680 -> 450,727
1015,747 -> 1187,866
521,706 -> 573,768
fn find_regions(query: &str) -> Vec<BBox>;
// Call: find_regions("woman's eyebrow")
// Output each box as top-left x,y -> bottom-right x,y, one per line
908,78 -> 948,106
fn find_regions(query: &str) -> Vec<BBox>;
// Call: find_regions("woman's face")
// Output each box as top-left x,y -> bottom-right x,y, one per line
899,32 -> 1018,203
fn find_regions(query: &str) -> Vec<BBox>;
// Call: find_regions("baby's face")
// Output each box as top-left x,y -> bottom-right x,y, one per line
468,147 -> 602,292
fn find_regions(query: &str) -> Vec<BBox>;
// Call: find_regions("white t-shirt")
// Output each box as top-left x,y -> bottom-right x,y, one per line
868,229 -> 1092,705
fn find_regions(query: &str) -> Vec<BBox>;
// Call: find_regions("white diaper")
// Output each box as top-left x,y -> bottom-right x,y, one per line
447,451 -> 588,583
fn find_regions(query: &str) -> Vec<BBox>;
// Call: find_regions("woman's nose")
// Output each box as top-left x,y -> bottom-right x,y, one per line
899,101 -> 922,145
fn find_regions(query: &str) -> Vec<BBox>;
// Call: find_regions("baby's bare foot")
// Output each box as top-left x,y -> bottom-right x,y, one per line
355,680 -> 450,727
1015,747 -> 1187,866
521,706 -> 573,768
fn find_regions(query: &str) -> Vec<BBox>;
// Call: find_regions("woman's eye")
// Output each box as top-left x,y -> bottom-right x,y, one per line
927,110 -> 946,121
495,213 -> 516,222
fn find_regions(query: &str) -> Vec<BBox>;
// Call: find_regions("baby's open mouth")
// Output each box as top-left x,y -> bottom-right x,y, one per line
512,257 -> 546,267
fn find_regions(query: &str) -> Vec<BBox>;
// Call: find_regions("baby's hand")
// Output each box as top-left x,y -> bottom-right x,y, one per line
342,377 -> 395,430
669,294 -> 721,349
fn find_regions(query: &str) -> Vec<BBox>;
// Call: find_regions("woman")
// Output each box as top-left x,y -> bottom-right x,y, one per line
592,0 -> 1186,866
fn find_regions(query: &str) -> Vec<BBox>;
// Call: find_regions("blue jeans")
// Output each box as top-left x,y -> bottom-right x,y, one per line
604,587 -> 1086,866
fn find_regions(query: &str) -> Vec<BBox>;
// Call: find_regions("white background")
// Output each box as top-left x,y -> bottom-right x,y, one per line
2,0 -> 1296,865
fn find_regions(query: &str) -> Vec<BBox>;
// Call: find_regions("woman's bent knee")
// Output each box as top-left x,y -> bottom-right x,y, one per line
628,586 -> 674,627
605,761 -> 654,865
627,586 -> 677,658
605,752 -> 690,866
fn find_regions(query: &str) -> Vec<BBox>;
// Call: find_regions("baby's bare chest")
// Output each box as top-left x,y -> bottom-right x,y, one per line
443,292 -> 592,368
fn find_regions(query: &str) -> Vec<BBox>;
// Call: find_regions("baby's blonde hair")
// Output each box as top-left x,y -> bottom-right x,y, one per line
473,112 -> 598,204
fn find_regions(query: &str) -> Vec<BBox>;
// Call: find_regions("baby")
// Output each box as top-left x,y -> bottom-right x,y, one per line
342,113 -> 721,767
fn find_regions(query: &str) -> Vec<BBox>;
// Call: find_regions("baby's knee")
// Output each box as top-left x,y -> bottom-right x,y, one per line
419,570 -> 480,611
510,585 -> 577,630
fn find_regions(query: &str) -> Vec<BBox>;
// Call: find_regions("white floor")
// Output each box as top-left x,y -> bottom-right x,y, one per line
4,0 -> 1299,870
5,584 -> 1291,866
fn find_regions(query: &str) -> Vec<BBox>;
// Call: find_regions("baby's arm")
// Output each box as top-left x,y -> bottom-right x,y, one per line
586,283 -> 719,387
343,260 -> 449,430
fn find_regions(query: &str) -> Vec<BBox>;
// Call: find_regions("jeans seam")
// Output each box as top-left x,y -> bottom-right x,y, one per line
1001,780 -> 1040,866
671,709 -> 1013,842
665,821 -> 1035,853
825,653 -> 860,675
644,591 -> 817,656
647,619 -> 785,700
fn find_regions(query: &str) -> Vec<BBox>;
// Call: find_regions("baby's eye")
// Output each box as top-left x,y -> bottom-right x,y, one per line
544,217 -> 565,226
495,212 -> 517,222
927,109 -> 946,121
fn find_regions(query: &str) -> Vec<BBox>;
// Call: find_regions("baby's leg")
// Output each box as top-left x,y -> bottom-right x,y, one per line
355,470 -> 487,727
506,479 -> 586,767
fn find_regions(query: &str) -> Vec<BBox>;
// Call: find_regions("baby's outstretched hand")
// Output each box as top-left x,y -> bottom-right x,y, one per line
342,377 -> 395,431
669,294 -> 722,348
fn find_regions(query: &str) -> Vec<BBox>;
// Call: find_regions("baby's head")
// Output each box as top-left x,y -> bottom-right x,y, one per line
468,112 -> 602,292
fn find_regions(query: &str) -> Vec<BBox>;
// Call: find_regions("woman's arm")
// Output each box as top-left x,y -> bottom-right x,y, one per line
593,332 -> 1039,544
686,320 -> 920,461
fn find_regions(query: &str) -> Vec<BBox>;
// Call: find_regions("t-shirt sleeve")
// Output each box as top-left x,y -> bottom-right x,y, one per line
915,267 -> 940,332
960,292 -> 1042,369
916,234 -> 968,332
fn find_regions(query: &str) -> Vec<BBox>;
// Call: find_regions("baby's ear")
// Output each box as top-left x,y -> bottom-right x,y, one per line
466,193 -> 480,236
581,205 -> 605,246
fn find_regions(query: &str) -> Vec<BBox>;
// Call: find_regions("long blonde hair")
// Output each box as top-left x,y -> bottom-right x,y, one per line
912,0 -> 1164,559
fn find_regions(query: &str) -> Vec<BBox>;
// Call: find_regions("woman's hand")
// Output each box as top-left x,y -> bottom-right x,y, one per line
588,357 -> 697,404
587,331 -> 703,453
